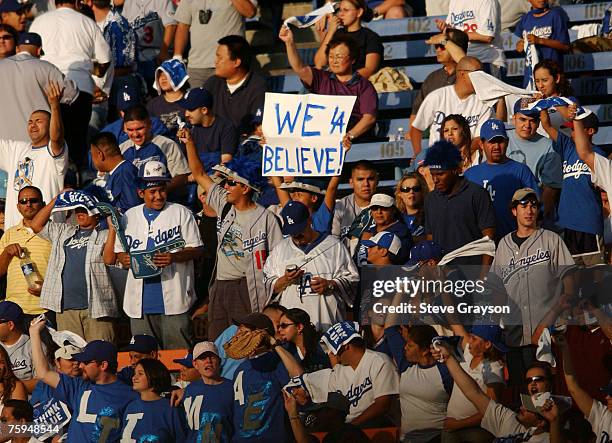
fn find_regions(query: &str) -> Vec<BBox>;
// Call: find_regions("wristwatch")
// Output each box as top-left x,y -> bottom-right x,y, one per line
327,281 -> 335,293
347,132 -> 355,140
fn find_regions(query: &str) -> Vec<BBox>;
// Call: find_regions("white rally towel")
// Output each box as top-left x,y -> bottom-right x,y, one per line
469,71 -> 535,107
535,328 -> 556,367
284,3 -> 335,28
523,31 -> 540,91
438,236 -> 497,266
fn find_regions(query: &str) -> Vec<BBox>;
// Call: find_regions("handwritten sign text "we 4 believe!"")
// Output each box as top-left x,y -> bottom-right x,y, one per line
262,93 -> 356,177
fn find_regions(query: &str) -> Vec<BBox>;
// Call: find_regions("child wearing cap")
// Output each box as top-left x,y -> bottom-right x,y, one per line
116,334 -> 159,385
464,119 -> 539,240
178,341 -> 233,442
105,160 -> 203,350
30,191 -> 119,341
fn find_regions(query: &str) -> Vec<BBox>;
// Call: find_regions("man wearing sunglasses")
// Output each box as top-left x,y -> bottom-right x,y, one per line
0,0 -> 32,33
0,80 -> 68,229
433,343 -> 561,442
0,186 -> 50,319
492,188 -> 575,376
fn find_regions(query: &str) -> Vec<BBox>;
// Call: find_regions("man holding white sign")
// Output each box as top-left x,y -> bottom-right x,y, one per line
279,26 -> 377,144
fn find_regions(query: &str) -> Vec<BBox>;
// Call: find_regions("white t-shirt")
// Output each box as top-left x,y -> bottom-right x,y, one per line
592,152 -> 612,197
30,7 -> 111,95
399,362 -> 452,442
447,346 -> 504,420
481,399 -> 549,442
0,140 -> 68,229
327,349 -> 399,422
446,0 -> 506,68
588,399 -> 612,443
122,0 -> 177,62
412,85 -> 494,146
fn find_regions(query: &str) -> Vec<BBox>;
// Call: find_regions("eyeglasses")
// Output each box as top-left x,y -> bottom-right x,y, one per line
434,44 -> 446,50
515,199 -> 539,208
400,185 -> 422,193
221,179 -> 239,187
278,323 -> 296,329
18,197 -> 41,205
328,54 -> 350,62
525,376 -> 547,384
0,35 -> 14,41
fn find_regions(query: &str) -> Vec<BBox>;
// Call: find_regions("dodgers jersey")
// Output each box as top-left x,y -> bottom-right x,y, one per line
121,397 -> 187,442
493,228 -> 575,346
552,132 -> 604,235
327,348 -> 399,423
1,333 -> 35,381
54,374 -> 139,443
263,234 -> 360,331
232,352 -> 290,442
120,134 -> 190,180
116,202 -> 203,318
412,85 -> 494,146
446,0 -> 506,67
105,160 -> 140,213
0,140 -> 68,229
183,378 -> 234,443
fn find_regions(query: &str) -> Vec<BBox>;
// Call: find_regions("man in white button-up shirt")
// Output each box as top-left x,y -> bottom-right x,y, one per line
31,0 -> 111,170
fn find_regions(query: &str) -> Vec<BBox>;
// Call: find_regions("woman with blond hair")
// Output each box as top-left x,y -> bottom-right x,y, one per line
395,172 -> 428,242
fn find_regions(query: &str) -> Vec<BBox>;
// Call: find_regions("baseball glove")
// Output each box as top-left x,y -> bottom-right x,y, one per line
224,329 -> 272,359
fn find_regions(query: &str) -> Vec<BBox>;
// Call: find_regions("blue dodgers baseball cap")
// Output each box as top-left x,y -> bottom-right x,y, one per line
362,231 -> 401,255
0,0 -> 32,12
480,119 -> 508,142
117,83 -> 142,111
0,301 -> 23,324
280,201 -> 310,236
173,352 -> 194,369
406,240 -> 443,266
73,340 -> 118,363
138,160 -> 171,188
125,335 -> 159,353
470,325 -> 508,353
17,32 -> 42,47
178,87 -> 213,111
600,383 -> 612,396
423,140 -> 462,170
513,99 -> 541,118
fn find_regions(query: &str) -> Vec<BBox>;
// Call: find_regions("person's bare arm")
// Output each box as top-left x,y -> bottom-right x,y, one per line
22,378 -> 39,394
271,176 -> 291,207
426,34 -> 466,63
467,32 -> 494,44
11,380 -> 27,400
29,318 -> 60,388
350,395 -> 395,426
324,176 -> 341,212
173,23 -> 190,59
444,413 -> 483,431
30,198 -> 56,234
373,0 -> 405,16
279,26 -> 314,87
103,218 -> 117,266
432,346 -> 492,415
231,0 -> 256,18
167,173 -> 189,193
573,118 -> 595,171
358,53 -> 382,79
178,127 -> 215,193
348,114 -> 376,139
528,34 -> 570,52
531,293 -> 571,345
0,244 -> 22,277
557,334 -> 594,417
283,391 -> 311,443
45,81 -> 65,156
159,24 -> 177,62
275,344 -> 304,377
314,15 -> 341,69
540,109 -> 559,142
409,126 -> 423,155
495,97 -> 507,122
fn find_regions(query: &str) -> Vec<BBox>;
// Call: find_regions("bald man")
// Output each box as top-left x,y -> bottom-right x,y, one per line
411,56 -> 495,151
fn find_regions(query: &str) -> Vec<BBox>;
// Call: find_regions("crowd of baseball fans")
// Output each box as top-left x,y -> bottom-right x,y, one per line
0,0 -> 611,441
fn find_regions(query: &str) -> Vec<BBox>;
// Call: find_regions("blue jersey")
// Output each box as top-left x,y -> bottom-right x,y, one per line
117,366 -> 134,386
552,132 -> 604,235
54,374 -> 139,443
183,379 -> 234,443
121,397 -> 187,443
464,159 -> 539,239
215,325 -> 245,380
232,352 -> 290,442
515,7 -> 570,86
312,202 -> 333,234
105,160 -> 140,213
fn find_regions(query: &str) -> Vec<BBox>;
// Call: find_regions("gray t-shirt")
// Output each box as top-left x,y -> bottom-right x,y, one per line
174,0 -> 253,69
216,207 -> 258,280
507,130 -> 563,189
1,334 -> 34,381
62,228 -> 93,310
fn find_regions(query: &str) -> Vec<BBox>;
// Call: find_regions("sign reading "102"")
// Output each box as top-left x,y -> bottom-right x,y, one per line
261,92 -> 356,177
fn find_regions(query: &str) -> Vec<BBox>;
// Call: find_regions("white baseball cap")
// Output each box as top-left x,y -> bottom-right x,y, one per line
54,344 -> 82,360
193,341 -> 219,360
368,194 -> 395,209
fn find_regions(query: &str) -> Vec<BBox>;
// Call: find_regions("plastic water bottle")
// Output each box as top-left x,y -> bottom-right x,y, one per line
20,250 -> 42,292
397,127 -> 404,142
